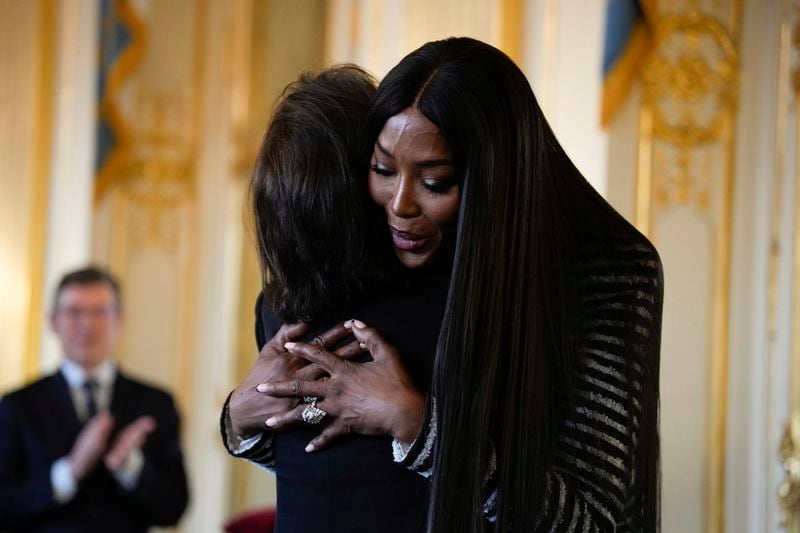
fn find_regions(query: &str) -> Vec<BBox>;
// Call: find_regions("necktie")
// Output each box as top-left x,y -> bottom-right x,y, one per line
82,379 -> 98,420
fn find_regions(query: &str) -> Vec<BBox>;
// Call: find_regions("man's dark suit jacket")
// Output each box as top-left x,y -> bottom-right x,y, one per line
0,369 -> 189,532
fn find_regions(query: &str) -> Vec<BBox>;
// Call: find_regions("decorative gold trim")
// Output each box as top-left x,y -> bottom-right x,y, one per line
349,0 -> 361,58
792,3 -> 800,525
228,0 -> 254,514
541,0 -> 558,115
601,21 -> 653,128
708,105 -> 735,533
635,4 -> 742,532
635,106 -> 653,236
499,0 -> 524,65
94,0 -> 147,203
786,0 -> 798,414
776,0 -> 800,531
174,0 -> 207,417
24,0 -> 57,379
780,413 -> 800,529
229,0 -> 255,180
709,3 -> 742,528
770,0 -> 791,349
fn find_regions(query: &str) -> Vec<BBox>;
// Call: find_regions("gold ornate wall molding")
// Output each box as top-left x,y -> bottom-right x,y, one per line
24,0 -> 57,379
499,0 -> 524,64
640,8 -> 738,214
636,1 -> 741,532
115,89 -> 197,249
94,0 -> 147,203
0,0 -> 58,387
91,0 -> 206,416
782,1 -> 800,530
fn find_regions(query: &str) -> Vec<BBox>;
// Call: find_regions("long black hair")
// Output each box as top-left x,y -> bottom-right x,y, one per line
250,65 -> 395,322
368,38 -> 661,531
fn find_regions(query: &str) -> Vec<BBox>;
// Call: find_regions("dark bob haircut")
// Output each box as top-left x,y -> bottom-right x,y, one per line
250,65 -> 395,322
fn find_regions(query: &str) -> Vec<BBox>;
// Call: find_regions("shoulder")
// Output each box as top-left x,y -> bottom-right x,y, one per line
572,226 -> 663,354
574,225 -> 663,294
1,373 -> 60,410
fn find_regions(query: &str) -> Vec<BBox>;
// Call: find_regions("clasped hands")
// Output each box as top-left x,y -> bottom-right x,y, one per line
228,319 -> 425,453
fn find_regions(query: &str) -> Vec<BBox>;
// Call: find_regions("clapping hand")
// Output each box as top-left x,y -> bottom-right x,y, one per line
105,415 -> 156,470
68,413 -> 157,479
258,320 -> 425,452
68,412 -> 115,480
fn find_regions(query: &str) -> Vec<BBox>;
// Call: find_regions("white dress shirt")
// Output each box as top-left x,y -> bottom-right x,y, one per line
50,358 -> 144,504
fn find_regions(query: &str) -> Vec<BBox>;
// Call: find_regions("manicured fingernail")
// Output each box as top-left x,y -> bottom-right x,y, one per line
344,320 -> 354,328
353,319 -> 366,328
256,383 -> 268,392
266,417 -> 277,427
305,444 -> 315,452
284,342 -> 297,350
359,342 -> 367,350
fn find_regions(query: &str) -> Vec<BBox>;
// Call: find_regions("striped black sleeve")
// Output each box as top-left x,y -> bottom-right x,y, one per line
219,392 -> 276,471
394,241 -> 663,531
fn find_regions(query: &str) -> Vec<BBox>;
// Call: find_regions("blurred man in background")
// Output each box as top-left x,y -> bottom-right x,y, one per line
0,267 -> 189,532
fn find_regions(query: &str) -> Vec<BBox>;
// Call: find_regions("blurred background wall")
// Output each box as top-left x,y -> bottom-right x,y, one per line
0,0 -> 796,532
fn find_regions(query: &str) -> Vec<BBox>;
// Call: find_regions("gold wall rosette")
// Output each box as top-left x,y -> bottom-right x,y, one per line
114,90 -> 196,249
640,9 -> 737,215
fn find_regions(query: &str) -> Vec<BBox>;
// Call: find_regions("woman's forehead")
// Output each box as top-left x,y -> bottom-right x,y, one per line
377,108 -> 449,159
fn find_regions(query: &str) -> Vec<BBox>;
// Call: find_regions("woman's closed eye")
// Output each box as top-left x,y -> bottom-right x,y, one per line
370,163 -> 395,177
371,161 -> 456,194
422,178 -> 457,195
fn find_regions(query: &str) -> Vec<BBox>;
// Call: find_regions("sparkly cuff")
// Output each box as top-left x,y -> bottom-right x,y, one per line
391,398 -> 437,478
220,391 -> 276,470
392,436 -> 415,462
223,406 -> 263,455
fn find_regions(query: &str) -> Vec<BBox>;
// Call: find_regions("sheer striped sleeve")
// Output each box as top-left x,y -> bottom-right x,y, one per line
534,240 -> 663,531
392,240 -> 663,531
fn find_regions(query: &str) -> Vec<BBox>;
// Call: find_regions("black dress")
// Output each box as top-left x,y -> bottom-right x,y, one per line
250,261 -> 450,533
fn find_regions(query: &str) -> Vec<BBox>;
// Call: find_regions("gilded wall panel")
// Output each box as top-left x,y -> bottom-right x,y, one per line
636,1 -> 741,532
90,0 -> 203,415
0,0 -> 55,390
324,0 -> 522,78
779,1 -> 800,530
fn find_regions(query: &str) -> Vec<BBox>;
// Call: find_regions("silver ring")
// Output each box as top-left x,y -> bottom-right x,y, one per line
301,403 -> 327,425
303,396 -> 319,404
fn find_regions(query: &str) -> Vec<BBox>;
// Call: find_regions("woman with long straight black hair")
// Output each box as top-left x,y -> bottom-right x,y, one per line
261,37 -> 663,531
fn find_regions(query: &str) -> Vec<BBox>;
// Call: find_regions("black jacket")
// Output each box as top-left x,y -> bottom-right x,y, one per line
0,370 -> 189,532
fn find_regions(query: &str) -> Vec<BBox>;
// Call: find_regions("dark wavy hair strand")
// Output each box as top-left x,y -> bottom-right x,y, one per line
250,65 -> 395,322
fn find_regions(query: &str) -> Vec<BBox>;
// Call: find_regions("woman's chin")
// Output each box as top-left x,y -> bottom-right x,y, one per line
394,247 -> 437,269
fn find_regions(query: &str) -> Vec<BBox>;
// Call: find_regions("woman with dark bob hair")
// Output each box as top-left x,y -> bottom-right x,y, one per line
222,64 -> 450,532
253,38 -> 663,531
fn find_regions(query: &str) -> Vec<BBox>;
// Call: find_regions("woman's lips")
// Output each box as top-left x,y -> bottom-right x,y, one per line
390,227 -> 430,251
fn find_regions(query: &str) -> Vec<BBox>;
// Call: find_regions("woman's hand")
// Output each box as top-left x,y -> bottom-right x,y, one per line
228,321 -> 363,439
257,320 -> 426,452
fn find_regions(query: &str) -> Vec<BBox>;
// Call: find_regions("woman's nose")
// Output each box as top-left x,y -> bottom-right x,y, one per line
389,177 -> 421,218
